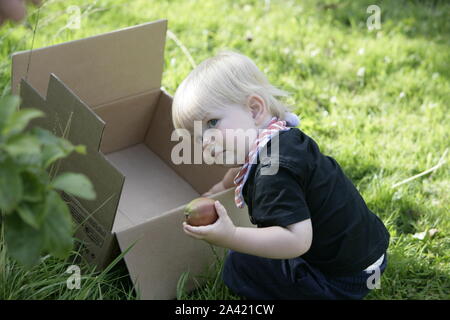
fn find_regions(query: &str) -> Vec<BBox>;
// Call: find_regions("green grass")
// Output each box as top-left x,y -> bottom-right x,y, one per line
0,0 -> 449,300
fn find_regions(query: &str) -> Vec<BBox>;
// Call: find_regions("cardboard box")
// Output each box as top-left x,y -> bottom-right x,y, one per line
11,19 -> 253,299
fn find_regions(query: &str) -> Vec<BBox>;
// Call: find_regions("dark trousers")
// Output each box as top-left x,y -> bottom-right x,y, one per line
222,249 -> 388,300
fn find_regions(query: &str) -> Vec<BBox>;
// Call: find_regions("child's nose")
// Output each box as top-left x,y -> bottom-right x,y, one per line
202,137 -> 217,156
202,136 -> 212,149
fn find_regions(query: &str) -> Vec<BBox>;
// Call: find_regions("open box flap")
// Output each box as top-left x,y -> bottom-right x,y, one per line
115,188 -> 252,300
18,73 -> 125,233
11,19 -> 167,108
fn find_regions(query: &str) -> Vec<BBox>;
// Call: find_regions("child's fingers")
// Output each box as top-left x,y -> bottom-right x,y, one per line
183,222 -> 204,239
214,201 -> 227,217
183,221 -> 213,236
184,229 -> 203,240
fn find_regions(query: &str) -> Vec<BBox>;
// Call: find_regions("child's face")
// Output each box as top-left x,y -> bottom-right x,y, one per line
200,95 -> 271,167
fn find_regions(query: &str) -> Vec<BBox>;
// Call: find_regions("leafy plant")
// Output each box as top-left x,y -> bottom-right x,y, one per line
0,94 -> 96,268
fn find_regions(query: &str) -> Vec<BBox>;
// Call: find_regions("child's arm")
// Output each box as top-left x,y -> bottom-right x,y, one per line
229,220 -> 312,259
222,167 -> 241,188
183,201 -> 313,259
202,167 -> 241,196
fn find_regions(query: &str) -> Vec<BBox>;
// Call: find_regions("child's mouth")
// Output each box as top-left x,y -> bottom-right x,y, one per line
210,145 -> 224,158
213,149 -> 223,157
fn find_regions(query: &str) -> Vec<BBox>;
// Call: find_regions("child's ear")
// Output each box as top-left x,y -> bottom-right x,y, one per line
247,94 -> 266,124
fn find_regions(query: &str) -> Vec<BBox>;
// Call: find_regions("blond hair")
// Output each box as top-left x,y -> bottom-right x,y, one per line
171,50 -> 294,133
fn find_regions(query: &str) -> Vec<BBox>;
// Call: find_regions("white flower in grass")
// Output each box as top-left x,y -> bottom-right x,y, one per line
428,228 -> 439,238
413,229 -> 439,240
310,48 -> 320,57
357,67 -> 365,77
358,48 -> 365,55
245,32 -> 253,42
399,92 -> 406,99
412,231 -> 426,240
330,96 -> 338,104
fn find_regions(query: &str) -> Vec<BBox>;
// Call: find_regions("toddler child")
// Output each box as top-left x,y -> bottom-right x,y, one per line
171,50 -> 390,300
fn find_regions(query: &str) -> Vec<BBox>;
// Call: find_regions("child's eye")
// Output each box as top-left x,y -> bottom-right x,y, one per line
206,119 -> 219,128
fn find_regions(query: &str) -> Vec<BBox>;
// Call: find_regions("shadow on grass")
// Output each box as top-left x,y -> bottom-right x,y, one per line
366,246 -> 450,299
176,247 -> 243,300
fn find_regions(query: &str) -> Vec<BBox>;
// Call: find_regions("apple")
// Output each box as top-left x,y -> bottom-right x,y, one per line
184,197 -> 218,226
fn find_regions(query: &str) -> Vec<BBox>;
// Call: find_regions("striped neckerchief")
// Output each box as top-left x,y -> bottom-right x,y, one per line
233,116 -> 292,208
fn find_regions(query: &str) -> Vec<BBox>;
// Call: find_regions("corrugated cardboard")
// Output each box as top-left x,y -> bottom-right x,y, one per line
11,19 -> 253,299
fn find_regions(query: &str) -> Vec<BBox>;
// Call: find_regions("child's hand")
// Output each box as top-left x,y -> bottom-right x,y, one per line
183,200 -> 236,248
201,167 -> 241,196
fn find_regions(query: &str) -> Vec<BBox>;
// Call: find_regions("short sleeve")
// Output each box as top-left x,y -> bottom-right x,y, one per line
250,163 -> 311,228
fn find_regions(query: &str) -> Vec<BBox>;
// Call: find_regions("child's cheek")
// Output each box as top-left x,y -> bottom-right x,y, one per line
231,148 -> 248,165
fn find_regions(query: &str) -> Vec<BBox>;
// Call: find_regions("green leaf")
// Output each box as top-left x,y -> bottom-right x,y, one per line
17,202 -> 41,229
3,134 -> 41,157
41,190 -> 74,259
31,127 -> 75,168
0,157 -> 23,213
41,144 -> 67,168
4,212 -> 43,268
0,95 -> 20,133
51,172 -> 96,200
2,109 -> 44,138
74,144 -> 86,155
31,127 -> 72,150
21,170 -> 45,203
13,153 -> 43,168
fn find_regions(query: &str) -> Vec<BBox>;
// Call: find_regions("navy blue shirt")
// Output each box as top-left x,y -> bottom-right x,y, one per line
242,128 -> 390,276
